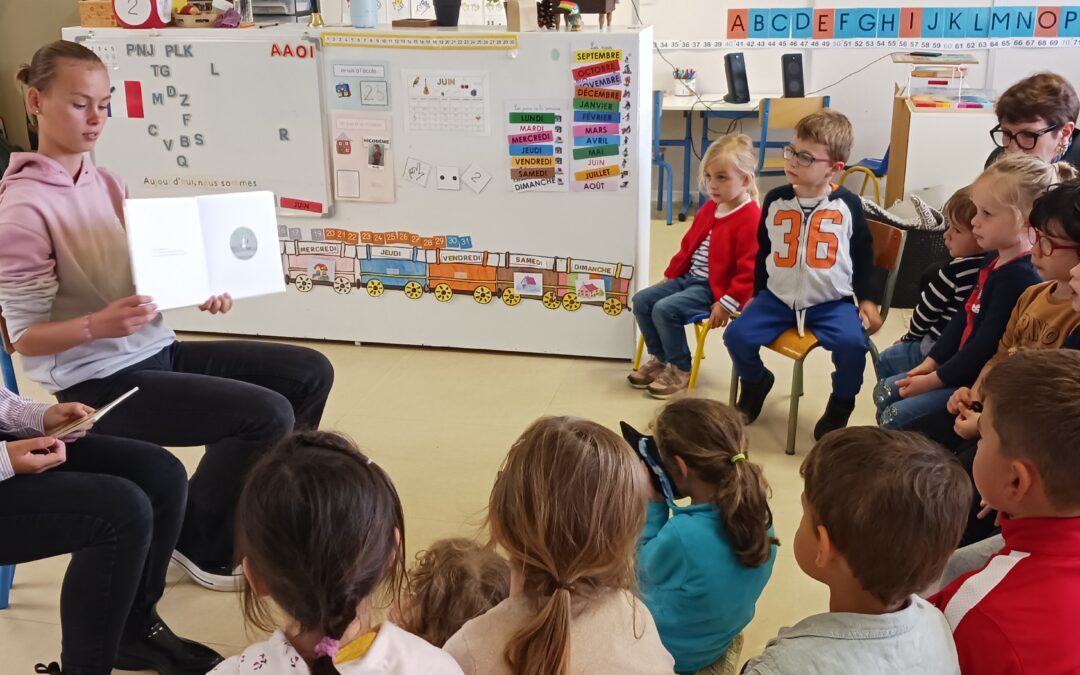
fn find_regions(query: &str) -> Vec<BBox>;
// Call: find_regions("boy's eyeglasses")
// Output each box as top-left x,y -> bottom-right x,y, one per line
990,124 -> 1060,151
1029,228 -> 1080,256
783,145 -> 833,168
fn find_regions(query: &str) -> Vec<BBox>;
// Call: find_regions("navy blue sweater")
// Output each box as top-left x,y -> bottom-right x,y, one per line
928,254 -> 1041,387
1065,326 -> 1080,350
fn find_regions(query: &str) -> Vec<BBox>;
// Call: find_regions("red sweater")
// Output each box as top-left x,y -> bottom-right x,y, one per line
664,199 -> 760,312
930,515 -> 1080,674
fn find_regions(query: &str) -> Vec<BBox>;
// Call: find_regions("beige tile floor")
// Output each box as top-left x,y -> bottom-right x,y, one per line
1,217 -> 909,673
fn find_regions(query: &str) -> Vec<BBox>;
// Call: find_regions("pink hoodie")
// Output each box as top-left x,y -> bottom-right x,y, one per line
0,153 -> 174,393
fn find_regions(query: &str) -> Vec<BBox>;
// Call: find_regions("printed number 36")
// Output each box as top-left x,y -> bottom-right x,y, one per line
772,210 -> 840,269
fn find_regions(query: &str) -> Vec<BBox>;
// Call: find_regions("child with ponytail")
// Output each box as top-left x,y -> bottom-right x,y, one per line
211,431 -> 462,675
637,398 -> 777,675
443,417 -> 676,675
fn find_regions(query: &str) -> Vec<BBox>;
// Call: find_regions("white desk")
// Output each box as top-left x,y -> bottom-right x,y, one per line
658,93 -> 778,220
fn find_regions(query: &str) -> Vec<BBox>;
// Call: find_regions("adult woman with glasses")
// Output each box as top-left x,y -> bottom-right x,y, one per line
986,72 -> 1080,169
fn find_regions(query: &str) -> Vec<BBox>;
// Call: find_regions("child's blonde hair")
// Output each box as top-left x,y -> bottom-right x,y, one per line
487,416 -> 646,675
978,153 -> 1080,224
699,133 -> 760,200
394,538 -> 510,647
653,398 -> 777,567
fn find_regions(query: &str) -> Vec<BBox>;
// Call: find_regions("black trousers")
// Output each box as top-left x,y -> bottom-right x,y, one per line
0,434 -> 186,674
956,440 -> 1002,548
58,339 -> 334,567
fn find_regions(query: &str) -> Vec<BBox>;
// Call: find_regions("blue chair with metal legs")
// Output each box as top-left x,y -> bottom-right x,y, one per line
840,146 -> 890,205
652,91 -> 674,225
754,96 -> 831,176
0,344 -> 18,609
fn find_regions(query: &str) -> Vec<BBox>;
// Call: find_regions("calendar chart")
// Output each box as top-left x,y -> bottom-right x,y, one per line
404,71 -> 489,135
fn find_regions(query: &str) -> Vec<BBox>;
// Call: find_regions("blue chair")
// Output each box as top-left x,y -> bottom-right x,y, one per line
840,146 -> 891,205
652,91 -> 674,225
0,344 -> 17,609
754,96 -> 831,176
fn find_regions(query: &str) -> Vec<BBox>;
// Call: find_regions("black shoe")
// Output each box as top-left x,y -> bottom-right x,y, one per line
115,611 -> 223,675
34,664 -> 62,675
814,394 -> 857,440
735,370 -> 775,424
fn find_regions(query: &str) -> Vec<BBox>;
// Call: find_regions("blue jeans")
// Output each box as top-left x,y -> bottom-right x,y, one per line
723,290 -> 868,399
632,275 -> 714,372
874,375 -> 956,429
874,339 -> 926,381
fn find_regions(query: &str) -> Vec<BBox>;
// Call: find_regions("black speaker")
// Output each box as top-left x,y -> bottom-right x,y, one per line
782,53 -> 805,98
723,52 -> 750,104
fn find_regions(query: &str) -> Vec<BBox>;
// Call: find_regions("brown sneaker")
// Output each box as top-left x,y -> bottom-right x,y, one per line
628,358 -> 666,389
647,364 -> 691,399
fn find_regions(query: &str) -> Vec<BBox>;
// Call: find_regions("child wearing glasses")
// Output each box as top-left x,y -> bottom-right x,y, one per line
724,109 -> 882,439
876,155 -> 1076,434
939,180 -> 1080,550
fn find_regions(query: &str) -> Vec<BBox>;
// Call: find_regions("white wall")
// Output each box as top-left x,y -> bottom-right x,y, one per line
603,0 -> 1080,207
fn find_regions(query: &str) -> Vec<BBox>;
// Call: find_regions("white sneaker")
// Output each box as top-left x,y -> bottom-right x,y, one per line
170,550 -> 243,592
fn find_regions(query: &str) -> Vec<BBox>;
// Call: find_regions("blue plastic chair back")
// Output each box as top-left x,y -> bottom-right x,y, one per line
0,348 -> 17,608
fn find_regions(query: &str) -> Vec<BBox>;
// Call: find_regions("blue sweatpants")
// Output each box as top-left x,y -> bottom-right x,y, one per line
723,289 -> 868,400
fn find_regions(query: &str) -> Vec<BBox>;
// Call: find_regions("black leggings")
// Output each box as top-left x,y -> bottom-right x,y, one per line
0,434 -> 186,675
957,440 -> 1002,548
59,339 -> 334,567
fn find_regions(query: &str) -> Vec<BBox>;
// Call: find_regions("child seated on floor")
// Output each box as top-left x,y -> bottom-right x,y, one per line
391,538 -> 510,648
742,427 -> 970,674
212,431 -> 462,675
629,134 -> 761,399
931,350 -> 1080,674
636,398 -> 776,675
443,416 -> 675,674
874,185 -> 986,383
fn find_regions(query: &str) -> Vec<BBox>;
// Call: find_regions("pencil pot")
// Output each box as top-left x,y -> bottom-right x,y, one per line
674,77 -> 697,96
434,0 -> 462,25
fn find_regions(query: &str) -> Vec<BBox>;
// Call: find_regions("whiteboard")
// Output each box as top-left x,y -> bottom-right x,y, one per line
67,29 -> 332,215
62,26 -> 654,361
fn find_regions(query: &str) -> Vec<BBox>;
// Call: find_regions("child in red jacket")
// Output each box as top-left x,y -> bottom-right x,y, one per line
629,134 -> 760,398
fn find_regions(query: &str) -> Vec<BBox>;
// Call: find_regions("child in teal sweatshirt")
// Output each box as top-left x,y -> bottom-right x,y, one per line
637,398 -> 777,675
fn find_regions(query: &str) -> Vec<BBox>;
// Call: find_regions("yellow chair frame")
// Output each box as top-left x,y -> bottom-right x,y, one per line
839,166 -> 882,205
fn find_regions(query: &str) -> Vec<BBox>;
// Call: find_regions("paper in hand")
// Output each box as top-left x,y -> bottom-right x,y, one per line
125,191 -> 285,310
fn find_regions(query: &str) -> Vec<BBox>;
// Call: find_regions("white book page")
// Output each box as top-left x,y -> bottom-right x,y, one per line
124,197 -> 211,310
196,191 -> 286,301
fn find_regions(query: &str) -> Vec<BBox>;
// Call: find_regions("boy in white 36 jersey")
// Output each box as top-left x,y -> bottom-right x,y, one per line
724,109 -> 882,439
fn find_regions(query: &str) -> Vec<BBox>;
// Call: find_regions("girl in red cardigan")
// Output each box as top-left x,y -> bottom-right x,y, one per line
630,135 -> 761,397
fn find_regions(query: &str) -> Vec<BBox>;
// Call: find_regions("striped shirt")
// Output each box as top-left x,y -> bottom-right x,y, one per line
689,234 -> 711,279
689,200 -> 752,281
905,255 -> 986,342
0,386 -> 50,482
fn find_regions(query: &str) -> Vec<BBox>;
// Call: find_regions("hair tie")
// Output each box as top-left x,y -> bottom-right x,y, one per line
730,453 -> 747,464
314,636 -> 341,660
